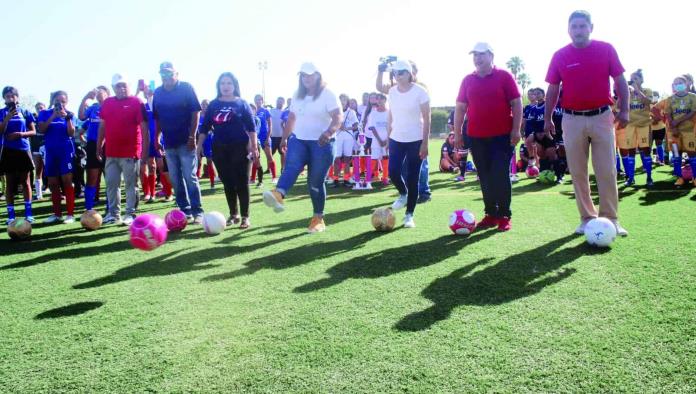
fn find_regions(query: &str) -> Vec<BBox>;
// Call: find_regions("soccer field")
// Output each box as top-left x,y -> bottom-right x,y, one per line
1,141 -> 694,393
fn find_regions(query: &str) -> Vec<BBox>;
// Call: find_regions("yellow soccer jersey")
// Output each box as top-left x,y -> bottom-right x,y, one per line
653,99 -> 669,131
628,87 -> 652,126
665,93 -> 696,133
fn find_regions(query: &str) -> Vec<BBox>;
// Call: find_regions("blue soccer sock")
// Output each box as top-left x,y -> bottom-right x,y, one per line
626,156 -> 636,181
640,153 -> 653,180
673,157 -> 683,177
616,154 -> 622,172
24,201 -> 33,218
656,145 -> 665,163
84,185 -> 96,211
7,205 -> 15,221
621,156 -> 632,181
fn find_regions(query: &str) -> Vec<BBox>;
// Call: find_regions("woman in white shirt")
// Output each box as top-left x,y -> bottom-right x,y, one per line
263,62 -> 343,233
387,60 -> 431,228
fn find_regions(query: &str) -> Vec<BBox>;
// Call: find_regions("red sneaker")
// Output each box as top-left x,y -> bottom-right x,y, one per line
497,217 -> 511,232
476,215 -> 498,229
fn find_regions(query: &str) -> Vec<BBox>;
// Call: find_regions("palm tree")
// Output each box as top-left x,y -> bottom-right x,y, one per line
506,56 -> 525,81
517,72 -> 531,93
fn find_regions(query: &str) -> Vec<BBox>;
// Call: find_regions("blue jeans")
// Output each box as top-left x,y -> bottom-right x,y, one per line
276,135 -> 335,215
389,139 -> 423,214
402,157 -> 431,198
470,135 -> 513,218
165,144 -> 203,216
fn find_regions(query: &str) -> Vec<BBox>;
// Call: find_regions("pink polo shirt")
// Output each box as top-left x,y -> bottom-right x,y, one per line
545,40 -> 625,111
100,96 -> 146,158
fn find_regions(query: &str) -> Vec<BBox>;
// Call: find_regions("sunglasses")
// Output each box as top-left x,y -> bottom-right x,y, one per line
393,70 -> 409,76
159,70 -> 174,78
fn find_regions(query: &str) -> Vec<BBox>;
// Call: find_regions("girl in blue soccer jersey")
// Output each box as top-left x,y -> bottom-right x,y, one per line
78,85 -> 110,211
0,87 -> 37,224
38,91 -> 76,224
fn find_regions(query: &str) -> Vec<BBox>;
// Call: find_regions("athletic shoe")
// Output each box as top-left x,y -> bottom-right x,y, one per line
455,175 -> 465,182
122,215 -> 135,226
416,195 -> 431,204
63,215 -> 75,224
307,216 -> 326,233
185,214 -> 194,222
574,219 -> 591,235
44,214 -> 63,224
364,182 -> 372,190
476,215 -> 498,229
497,217 -> 511,232
193,215 -> 203,225
102,214 -> 118,225
646,178 -> 654,188
674,178 -> 685,187
403,214 -> 415,228
510,174 -> 519,183
25,216 -> 35,223
391,194 -> 407,210
164,195 -> 174,202
142,194 -> 151,201
5,219 -> 15,225
272,178 -> 278,185
263,190 -> 285,212
555,176 -> 564,185
611,220 -> 628,237
145,196 -> 154,204
624,178 -> 635,187
256,182 -> 263,189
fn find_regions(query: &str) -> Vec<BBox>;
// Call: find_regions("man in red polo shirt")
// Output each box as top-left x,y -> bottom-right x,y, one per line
543,10 -> 629,237
453,42 -> 522,232
97,73 -> 149,226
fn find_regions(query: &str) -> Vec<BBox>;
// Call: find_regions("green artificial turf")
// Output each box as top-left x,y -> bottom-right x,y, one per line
1,141 -> 694,393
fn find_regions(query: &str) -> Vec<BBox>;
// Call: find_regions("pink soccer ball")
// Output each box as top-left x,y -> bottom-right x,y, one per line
164,209 -> 188,232
682,164 -> 693,181
449,209 -> 477,236
526,165 -> 540,178
129,214 -> 168,251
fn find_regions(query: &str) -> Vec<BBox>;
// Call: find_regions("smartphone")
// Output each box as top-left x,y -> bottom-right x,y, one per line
8,102 -> 17,111
138,79 -> 146,91
149,80 -> 156,91
54,102 -> 63,111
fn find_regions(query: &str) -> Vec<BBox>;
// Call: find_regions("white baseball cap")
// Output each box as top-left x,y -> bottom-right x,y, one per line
111,73 -> 128,87
390,60 -> 413,74
469,42 -> 494,54
298,62 -> 319,75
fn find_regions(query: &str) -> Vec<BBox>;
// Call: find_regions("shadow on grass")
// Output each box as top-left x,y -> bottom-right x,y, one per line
639,188 -> 692,206
202,229 -> 393,282
394,234 -> 610,332
253,203 -> 385,236
1,236 -> 131,270
293,229 -> 498,293
73,248 -> 222,289
35,301 -> 104,319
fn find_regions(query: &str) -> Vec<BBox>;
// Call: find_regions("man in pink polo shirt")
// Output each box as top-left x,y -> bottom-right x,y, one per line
543,10 -> 629,237
96,73 -> 149,226
453,42 -> 522,232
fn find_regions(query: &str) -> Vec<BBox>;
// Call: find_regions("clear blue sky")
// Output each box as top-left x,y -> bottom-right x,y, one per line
6,0 -> 694,108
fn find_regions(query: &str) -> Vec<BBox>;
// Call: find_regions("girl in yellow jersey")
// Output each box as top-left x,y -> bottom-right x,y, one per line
616,70 -> 654,186
664,75 -> 696,186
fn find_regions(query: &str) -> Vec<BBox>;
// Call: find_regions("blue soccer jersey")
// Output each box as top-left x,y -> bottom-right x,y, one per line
83,103 -> 102,142
523,102 -> 545,137
256,107 -> 270,140
0,107 -> 35,151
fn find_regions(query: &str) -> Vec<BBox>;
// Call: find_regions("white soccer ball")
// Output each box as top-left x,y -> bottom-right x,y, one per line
202,211 -> 227,235
584,217 -> 617,247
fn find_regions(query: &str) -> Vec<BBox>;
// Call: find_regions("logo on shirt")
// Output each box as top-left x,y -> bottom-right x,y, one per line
214,106 -> 236,124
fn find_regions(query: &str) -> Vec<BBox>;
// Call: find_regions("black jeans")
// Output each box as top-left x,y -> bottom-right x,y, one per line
388,139 -> 423,214
212,142 -> 251,218
470,135 -> 513,218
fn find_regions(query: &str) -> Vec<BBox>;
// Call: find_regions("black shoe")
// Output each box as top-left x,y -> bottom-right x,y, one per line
416,195 -> 432,204
332,180 -> 340,188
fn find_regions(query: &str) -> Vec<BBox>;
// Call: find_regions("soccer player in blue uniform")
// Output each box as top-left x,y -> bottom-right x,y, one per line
38,91 -> 76,224
79,86 -> 110,211
251,95 -> 274,185
1,87 -> 37,223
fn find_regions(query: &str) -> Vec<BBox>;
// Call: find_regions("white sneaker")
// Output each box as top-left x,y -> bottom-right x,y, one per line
44,214 -> 63,224
122,215 -> 135,226
364,182 -> 372,190
272,178 -> 278,185
391,194 -> 407,210
403,214 -> 415,228
611,220 -> 628,237
510,174 -> 519,183
574,219 -> 590,235
63,215 -> 75,224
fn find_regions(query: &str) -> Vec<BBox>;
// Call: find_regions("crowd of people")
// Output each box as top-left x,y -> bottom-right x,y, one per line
1,10 -> 694,236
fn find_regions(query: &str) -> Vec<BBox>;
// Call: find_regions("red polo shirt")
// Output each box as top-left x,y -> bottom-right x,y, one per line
100,96 -> 146,158
545,40 -> 624,111
456,67 -> 520,138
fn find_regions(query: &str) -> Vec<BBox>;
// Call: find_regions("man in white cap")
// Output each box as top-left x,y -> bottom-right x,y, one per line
453,42 -> 522,232
96,73 -> 149,225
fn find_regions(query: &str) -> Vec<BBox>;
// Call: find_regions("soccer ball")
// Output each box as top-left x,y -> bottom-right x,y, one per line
584,217 -> 617,247
129,214 -> 168,251
164,209 -> 188,232
80,210 -> 102,231
7,218 -> 31,241
202,211 -> 227,235
371,207 -> 396,231
538,169 -> 555,184
526,165 -> 540,178
449,209 -> 476,235
682,164 -> 693,181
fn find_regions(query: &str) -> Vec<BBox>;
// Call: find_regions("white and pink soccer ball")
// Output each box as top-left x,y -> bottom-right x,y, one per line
129,214 -> 168,251
526,165 -> 540,178
584,217 -> 616,247
449,209 -> 476,235
164,209 -> 188,232
202,211 -> 227,235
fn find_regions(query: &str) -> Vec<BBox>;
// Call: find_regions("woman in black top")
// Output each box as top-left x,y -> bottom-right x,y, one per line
197,72 -> 257,229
